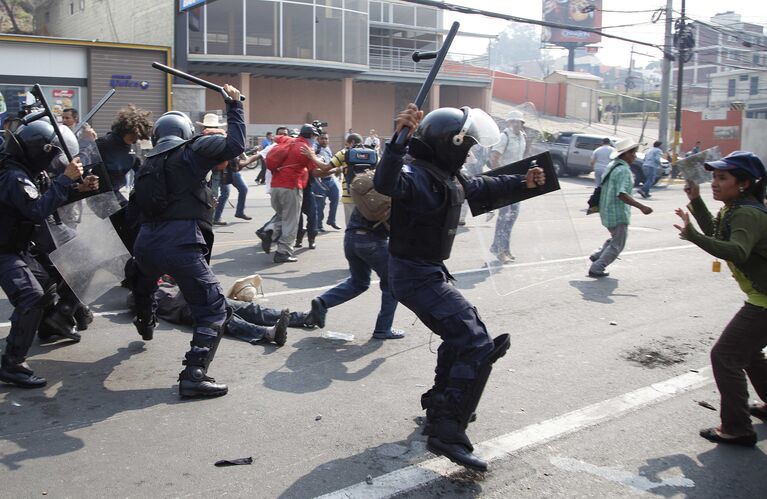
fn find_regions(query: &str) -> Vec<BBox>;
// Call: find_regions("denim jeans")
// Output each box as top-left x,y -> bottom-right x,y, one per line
313,177 -> 340,229
490,203 -> 520,254
318,230 -> 397,334
641,164 -> 656,196
214,171 -> 249,221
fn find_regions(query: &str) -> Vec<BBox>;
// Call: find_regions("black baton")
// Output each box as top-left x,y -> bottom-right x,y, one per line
152,62 -> 246,103
74,88 -> 116,136
30,84 -> 75,163
394,21 -> 460,146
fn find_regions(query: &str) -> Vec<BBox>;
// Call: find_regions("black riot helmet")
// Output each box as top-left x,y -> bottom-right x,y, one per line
299,123 -> 319,139
151,111 -> 195,149
408,107 -> 501,173
3,117 -> 78,174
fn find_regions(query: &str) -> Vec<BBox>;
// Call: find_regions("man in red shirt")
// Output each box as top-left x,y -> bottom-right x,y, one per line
268,124 -> 321,263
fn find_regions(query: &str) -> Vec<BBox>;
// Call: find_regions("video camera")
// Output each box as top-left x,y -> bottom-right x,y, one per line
312,120 -> 328,135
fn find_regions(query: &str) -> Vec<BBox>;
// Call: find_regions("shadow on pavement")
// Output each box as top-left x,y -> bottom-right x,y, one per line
263,336 -> 384,394
569,277 -> 638,304
0,341 -> 185,471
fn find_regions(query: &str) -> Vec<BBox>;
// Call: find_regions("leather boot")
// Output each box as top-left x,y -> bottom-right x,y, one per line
133,312 -> 157,341
178,314 -> 229,398
39,302 -> 81,343
73,304 -> 94,331
0,355 -> 47,388
307,233 -> 316,250
295,228 -> 305,248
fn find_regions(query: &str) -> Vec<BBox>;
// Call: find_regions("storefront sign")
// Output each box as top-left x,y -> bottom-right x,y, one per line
110,75 -> 150,90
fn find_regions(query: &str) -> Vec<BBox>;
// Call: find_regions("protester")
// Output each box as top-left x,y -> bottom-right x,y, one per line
674,151 -> 767,447
638,140 -> 663,199
588,138 -> 653,278
312,132 -> 341,232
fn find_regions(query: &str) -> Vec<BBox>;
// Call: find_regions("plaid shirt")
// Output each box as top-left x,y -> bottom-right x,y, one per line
599,159 -> 633,228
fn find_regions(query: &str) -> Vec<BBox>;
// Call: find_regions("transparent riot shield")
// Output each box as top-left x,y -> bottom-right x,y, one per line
46,131 -> 130,304
460,102 -> 588,296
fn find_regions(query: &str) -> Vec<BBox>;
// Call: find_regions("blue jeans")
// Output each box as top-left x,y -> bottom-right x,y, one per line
313,177 -> 340,228
491,203 -> 520,255
214,172 -> 248,221
641,165 -> 656,196
318,230 -> 397,334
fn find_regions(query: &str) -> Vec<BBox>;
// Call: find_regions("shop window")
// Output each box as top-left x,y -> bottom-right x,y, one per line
316,6 -> 343,62
283,3 -> 313,59
207,0 -> 244,56
246,0 -> 279,57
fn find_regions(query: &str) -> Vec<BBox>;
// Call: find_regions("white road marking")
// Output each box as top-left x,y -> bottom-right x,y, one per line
550,456 -> 695,492
0,244 -> 695,328
317,368 -> 712,499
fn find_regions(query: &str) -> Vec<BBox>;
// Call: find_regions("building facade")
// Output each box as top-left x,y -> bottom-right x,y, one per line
33,0 -> 492,146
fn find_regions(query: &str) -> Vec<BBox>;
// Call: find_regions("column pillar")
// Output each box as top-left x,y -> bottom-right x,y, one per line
342,77 -> 354,141
238,72 -> 251,123
430,83 -> 441,111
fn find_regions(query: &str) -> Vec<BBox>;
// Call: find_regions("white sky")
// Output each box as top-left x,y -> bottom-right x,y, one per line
442,0 -> 767,68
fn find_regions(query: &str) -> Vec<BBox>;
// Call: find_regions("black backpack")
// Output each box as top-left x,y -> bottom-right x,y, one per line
586,165 -> 616,215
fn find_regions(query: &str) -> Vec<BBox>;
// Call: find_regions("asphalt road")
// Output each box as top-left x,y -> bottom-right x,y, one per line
1,169 -> 765,498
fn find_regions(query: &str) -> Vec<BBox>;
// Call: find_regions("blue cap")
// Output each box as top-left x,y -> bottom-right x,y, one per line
705,151 -> 766,179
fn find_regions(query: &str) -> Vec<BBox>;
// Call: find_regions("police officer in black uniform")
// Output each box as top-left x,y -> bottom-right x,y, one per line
0,117 -> 99,388
130,84 -> 245,398
374,103 -> 545,471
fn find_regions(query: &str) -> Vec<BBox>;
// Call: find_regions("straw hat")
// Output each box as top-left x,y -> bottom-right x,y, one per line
196,113 -> 227,128
505,110 -> 525,123
609,137 -> 639,160
227,274 -> 263,302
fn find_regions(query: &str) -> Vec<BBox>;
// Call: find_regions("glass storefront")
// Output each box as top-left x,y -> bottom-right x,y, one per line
187,0 -> 371,65
0,84 -> 82,127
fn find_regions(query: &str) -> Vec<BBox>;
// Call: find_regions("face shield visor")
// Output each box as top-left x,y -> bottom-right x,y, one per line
46,125 -> 79,172
452,107 -> 501,148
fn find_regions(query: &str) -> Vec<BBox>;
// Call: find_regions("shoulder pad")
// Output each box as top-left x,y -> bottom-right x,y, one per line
17,175 -> 39,200
190,134 -> 228,159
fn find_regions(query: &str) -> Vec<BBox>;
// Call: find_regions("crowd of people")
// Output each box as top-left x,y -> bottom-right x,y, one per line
1,84 -> 766,473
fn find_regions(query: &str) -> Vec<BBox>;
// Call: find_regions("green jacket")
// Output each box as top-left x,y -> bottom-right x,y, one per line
686,196 -> 767,295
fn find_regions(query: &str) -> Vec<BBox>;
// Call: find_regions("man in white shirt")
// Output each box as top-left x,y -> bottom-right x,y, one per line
364,129 -> 381,154
591,138 -> 616,186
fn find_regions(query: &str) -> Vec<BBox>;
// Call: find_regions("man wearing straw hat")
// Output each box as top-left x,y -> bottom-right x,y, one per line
588,138 -> 653,278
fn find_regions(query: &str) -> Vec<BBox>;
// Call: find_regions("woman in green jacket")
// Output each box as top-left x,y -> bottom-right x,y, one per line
675,151 -> 767,447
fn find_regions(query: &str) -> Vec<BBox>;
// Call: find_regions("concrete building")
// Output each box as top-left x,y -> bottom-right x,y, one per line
33,0 -> 492,146
709,68 -> 767,118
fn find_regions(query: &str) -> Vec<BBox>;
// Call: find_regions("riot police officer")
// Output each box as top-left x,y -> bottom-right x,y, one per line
130,84 -> 245,398
374,103 -> 545,472
0,117 -> 98,388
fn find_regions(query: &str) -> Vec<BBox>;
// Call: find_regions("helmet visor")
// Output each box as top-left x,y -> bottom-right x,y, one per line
458,108 -> 501,147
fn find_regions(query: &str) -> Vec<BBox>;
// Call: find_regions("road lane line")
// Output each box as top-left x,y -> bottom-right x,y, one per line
317,367 -> 713,499
0,244 -> 696,328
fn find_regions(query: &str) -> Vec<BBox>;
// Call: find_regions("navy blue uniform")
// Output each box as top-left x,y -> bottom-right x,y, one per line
375,141 -> 525,386
0,166 -> 74,320
132,102 -> 245,340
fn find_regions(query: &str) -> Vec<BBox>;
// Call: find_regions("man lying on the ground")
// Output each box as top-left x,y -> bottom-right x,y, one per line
128,281 -> 314,346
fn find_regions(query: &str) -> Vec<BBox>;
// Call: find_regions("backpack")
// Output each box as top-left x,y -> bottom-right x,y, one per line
586,164 -> 617,215
350,169 -> 390,228
133,150 -> 174,219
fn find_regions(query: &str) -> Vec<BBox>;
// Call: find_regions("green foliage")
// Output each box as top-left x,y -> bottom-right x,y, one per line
489,23 -> 542,69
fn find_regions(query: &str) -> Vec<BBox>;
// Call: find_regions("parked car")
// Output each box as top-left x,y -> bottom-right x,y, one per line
631,149 -> 671,187
532,132 -> 619,177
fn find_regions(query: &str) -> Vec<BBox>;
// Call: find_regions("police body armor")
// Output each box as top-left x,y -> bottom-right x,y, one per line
389,160 -> 464,261
144,143 -> 215,228
0,164 -> 40,253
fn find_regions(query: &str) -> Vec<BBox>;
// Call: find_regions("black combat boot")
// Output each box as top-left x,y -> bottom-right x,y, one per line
39,302 -> 81,343
133,312 -> 157,341
73,304 -> 94,331
178,315 -> 229,398
1,309 -> 47,388
294,228 -> 305,248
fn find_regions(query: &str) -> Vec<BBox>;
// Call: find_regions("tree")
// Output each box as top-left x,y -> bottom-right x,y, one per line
488,24 -> 542,70
0,0 -> 34,35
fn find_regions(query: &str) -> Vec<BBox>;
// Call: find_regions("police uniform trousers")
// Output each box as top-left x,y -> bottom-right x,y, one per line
132,241 -> 227,338
388,257 -> 494,393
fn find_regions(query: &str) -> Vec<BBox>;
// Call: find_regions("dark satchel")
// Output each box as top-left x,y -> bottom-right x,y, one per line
587,165 -> 616,215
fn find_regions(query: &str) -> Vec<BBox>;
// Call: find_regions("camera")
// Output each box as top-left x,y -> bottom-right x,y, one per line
312,120 -> 328,134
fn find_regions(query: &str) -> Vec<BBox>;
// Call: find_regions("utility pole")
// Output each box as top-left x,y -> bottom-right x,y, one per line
672,0 -> 688,167
658,0 -> 673,146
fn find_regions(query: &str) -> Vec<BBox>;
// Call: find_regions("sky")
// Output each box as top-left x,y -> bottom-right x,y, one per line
441,0 -> 767,69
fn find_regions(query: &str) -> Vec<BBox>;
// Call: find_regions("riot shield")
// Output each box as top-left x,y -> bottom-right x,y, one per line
47,191 -> 130,304
46,124 -> 129,304
460,102 -> 586,296
675,146 -> 721,185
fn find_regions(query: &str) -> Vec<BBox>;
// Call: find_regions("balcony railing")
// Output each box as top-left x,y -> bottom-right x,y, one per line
368,44 -> 492,79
